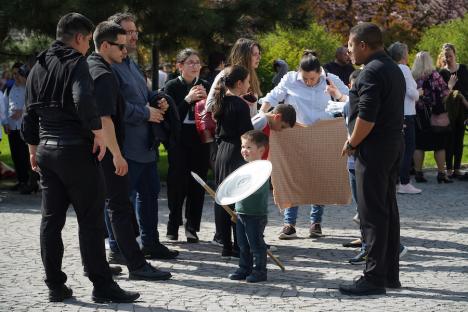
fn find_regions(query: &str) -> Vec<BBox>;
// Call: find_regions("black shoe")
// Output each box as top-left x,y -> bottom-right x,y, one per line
414,171 -> 427,183
166,225 -> 179,241
342,239 -> 362,248
437,172 -> 453,184
185,227 -> 199,243
142,243 -> 179,260
339,276 -> 386,296
348,249 -> 367,265
49,284 -> 73,302
228,270 -> 250,280
166,233 -> 178,241
246,271 -> 267,283
386,280 -> 402,289
84,265 -> 122,277
92,281 -> 140,303
108,251 -> 126,265
129,263 -> 172,281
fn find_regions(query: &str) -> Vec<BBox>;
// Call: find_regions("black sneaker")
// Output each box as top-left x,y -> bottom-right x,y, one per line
185,227 -> 199,243
84,265 -> 122,277
49,284 -> 73,302
92,281 -> 140,303
349,249 -> 367,265
342,239 -> 362,248
246,272 -> 267,283
142,243 -> 179,260
309,223 -> 323,238
108,250 -> 126,265
339,276 -> 386,296
278,225 -> 297,240
129,263 -> 172,281
228,270 -> 249,280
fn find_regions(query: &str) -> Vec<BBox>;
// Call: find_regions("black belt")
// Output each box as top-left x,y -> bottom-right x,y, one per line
39,138 -> 88,147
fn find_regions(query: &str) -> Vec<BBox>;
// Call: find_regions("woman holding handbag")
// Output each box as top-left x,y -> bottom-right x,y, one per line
164,48 -> 211,242
412,51 -> 452,184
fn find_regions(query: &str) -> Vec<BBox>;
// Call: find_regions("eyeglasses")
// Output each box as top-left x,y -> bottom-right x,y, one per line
183,61 -> 201,67
107,41 -> 126,51
126,30 -> 139,37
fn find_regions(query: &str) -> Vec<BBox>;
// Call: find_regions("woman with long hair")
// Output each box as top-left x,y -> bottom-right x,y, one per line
259,50 -> 349,240
412,51 -> 452,183
164,48 -> 211,242
439,43 -> 468,180
206,38 -> 262,117
212,65 -> 253,258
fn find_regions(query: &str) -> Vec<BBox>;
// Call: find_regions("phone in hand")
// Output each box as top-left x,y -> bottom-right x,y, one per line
242,93 -> 257,103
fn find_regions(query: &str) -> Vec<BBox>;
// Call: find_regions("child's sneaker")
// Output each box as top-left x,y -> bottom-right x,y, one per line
278,225 -> 297,240
228,270 -> 249,280
309,223 -> 323,238
246,272 -> 267,283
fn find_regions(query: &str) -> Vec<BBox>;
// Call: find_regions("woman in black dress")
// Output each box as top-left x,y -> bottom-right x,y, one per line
164,48 -> 211,242
212,65 -> 253,258
439,43 -> 468,179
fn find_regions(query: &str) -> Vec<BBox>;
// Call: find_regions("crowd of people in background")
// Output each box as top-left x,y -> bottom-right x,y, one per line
0,10 -> 467,303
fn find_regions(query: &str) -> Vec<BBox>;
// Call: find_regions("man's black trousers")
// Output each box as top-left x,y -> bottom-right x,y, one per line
101,151 -> 147,271
36,144 -> 112,289
355,137 -> 403,287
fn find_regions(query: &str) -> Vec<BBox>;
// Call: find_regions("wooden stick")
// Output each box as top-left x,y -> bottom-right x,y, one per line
191,172 -> 286,272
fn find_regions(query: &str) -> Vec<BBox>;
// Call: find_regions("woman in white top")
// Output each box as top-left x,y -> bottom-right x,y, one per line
387,42 -> 422,194
206,38 -> 262,117
259,50 -> 349,240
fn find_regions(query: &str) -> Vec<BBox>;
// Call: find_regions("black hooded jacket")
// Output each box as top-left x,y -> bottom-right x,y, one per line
22,40 -> 101,145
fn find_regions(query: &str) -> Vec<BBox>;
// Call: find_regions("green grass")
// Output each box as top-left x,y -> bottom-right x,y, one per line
2,132 -> 467,180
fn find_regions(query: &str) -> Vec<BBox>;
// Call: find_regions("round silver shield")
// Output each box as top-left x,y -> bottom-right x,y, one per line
215,160 -> 272,206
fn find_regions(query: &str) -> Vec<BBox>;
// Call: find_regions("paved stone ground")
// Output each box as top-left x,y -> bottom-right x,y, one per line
1,170 -> 467,311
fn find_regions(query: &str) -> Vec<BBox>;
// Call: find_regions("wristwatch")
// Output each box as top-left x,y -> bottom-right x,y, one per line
346,141 -> 356,151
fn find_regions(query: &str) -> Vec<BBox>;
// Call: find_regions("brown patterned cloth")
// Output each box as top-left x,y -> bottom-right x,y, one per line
269,118 -> 352,209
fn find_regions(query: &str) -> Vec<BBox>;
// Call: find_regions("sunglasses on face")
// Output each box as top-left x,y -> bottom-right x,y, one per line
107,41 -> 126,51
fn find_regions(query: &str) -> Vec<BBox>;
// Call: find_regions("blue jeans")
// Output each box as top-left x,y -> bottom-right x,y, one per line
283,205 -> 324,225
236,214 -> 268,276
348,168 -> 358,207
400,116 -> 416,184
128,160 -> 161,247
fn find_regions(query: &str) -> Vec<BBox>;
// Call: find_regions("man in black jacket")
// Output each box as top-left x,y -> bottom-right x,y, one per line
21,13 -> 139,303
339,22 -> 405,296
87,21 -> 172,281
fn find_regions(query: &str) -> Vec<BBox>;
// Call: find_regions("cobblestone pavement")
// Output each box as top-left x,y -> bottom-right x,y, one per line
1,170 -> 467,311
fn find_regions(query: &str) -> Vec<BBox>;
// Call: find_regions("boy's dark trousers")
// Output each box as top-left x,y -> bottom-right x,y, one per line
236,214 -> 268,276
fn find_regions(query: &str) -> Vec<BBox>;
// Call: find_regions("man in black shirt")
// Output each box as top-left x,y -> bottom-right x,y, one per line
87,21 -> 172,281
21,13 -> 139,303
339,23 -> 405,296
323,47 -> 355,85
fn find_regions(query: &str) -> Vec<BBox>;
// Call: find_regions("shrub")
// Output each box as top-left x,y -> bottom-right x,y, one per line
257,23 -> 343,93
414,15 -> 468,65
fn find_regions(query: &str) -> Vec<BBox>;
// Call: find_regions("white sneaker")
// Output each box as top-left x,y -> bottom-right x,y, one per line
397,183 -> 422,194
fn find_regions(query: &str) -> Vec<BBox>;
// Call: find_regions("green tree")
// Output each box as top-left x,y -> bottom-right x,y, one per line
257,22 -> 342,92
415,15 -> 468,65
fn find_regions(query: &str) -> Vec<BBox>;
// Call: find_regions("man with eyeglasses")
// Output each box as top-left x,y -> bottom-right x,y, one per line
87,21 -> 172,282
107,12 -> 179,260
21,12 -> 138,303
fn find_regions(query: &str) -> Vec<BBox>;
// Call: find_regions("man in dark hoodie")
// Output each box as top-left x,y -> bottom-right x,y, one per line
21,13 -> 139,303
87,21 -> 172,281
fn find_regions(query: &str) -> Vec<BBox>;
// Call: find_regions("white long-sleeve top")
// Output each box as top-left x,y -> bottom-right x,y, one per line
259,70 -> 349,125
399,64 -> 419,116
